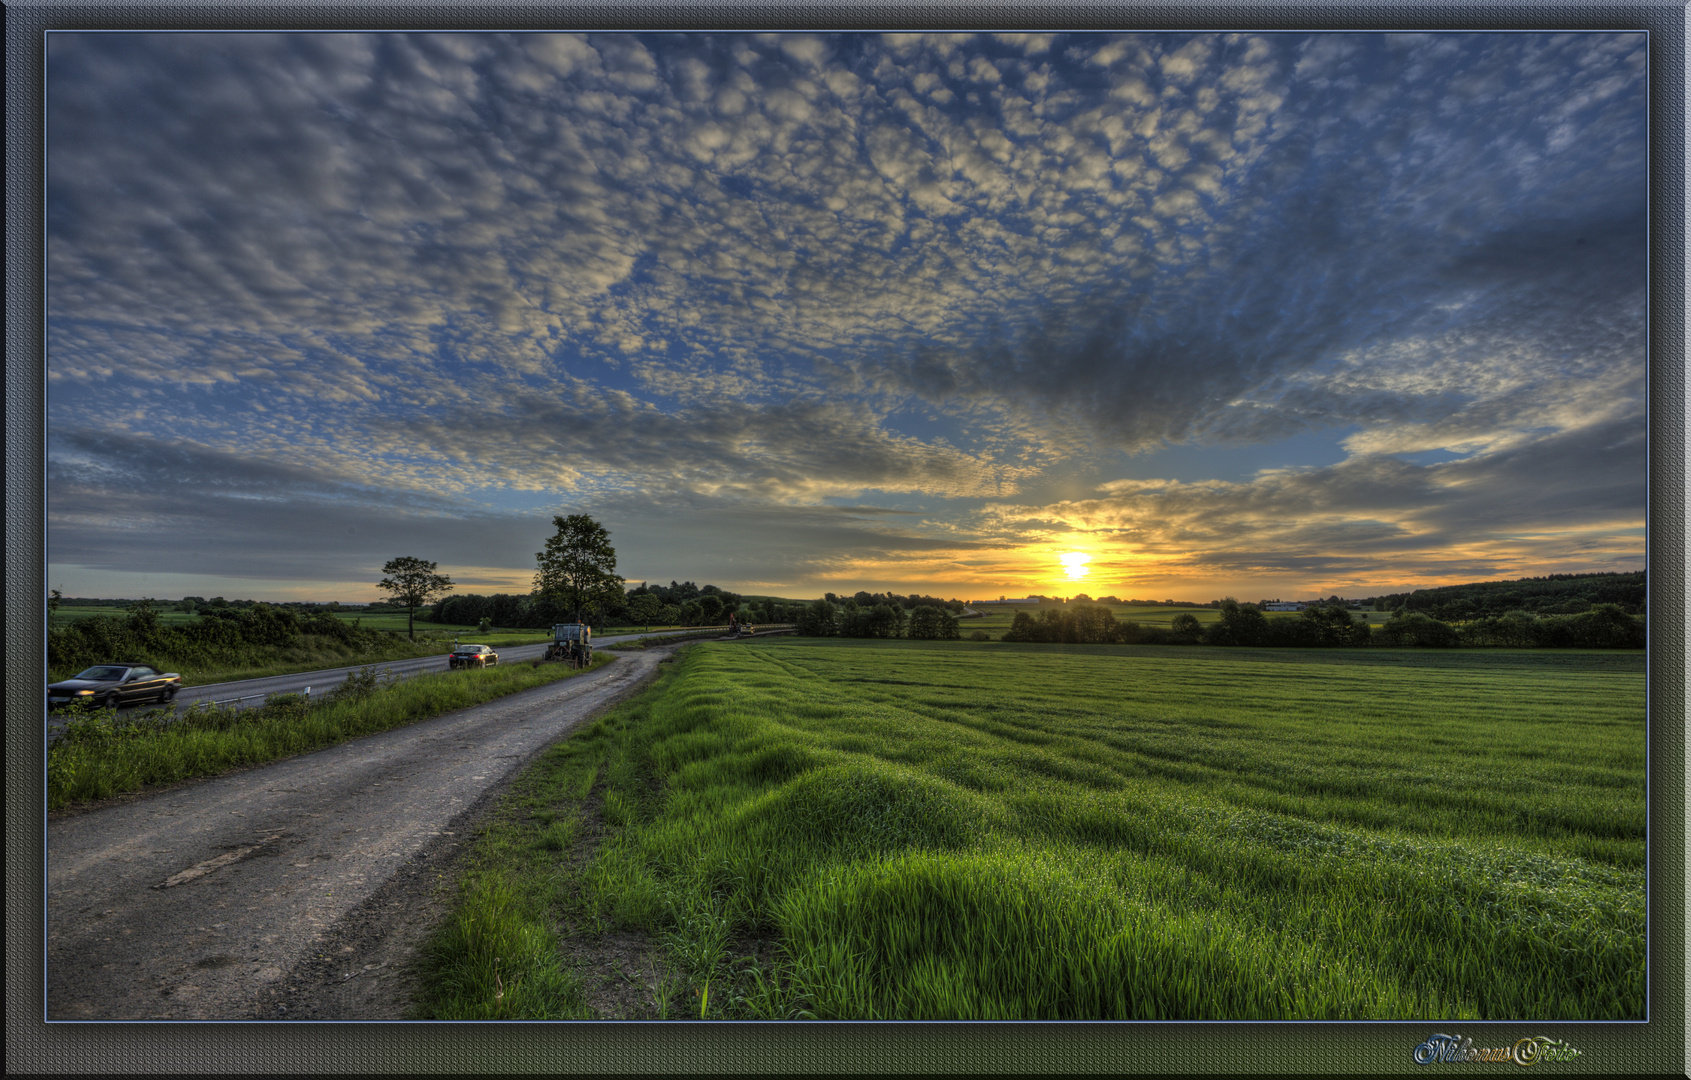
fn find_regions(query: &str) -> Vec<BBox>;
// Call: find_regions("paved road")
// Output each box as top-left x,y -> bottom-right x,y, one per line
46,646 -> 671,1020
161,626 -> 724,709
43,626 -> 743,739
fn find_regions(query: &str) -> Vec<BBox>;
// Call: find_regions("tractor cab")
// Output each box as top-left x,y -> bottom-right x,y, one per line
544,623 -> 593,666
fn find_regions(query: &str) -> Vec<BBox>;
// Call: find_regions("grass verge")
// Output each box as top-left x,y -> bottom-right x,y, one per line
607,629 -> 738,651
417,638 -> 1644,1021
47,653 -> 614,811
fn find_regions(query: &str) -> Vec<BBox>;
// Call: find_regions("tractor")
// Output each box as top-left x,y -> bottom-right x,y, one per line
545,622 -> 593,667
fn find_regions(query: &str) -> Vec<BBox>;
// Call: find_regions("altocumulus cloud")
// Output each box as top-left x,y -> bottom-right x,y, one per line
46,31 -> 1646,597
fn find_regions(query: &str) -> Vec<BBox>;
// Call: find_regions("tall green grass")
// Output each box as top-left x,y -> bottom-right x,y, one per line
47,655 -> 613,810
422,639 -> 1645,1020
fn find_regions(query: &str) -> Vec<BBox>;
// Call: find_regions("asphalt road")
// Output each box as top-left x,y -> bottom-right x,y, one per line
158,626 -> 724,710
45,645 -> 672,1020
43,626 -> 748,739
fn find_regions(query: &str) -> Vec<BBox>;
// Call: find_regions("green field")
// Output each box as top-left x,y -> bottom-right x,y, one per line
48,604 -> 206,628
422,638 -> 1645,1021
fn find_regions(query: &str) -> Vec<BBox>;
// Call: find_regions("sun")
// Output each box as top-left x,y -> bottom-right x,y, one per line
1059,551 -> 1091,580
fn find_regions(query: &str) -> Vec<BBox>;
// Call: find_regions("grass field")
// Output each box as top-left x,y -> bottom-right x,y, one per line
420,638 -> 1645,1021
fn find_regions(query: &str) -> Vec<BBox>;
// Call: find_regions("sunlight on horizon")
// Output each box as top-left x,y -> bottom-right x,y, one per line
1060,552 -> 1091,580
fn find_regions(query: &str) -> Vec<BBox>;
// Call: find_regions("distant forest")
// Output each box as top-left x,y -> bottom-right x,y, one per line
1363,571 -> 1645,619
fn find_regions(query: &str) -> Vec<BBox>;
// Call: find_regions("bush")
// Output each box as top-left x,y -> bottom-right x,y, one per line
325,665 -> 396,704
1263,605 -> 1371,648
1166,614 -> 1202,644
1374,611 -> 1459,647
1205,600 -> 1272,647
908,607 -> 961,640
796,599 -> 838,637
1456,605 -> 1643,649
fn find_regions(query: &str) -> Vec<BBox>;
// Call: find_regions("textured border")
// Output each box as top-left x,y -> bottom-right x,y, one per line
8,5 -> 1684,1074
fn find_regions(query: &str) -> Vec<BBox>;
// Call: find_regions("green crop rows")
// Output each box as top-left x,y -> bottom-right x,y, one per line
422,638 -> 1645,1021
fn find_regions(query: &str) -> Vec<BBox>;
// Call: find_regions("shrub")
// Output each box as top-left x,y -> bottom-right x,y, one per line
1205,600 -> 1269,647
1166,614 -> 1202,644
325,665 -> 396,704
1374,611 -> 1459,647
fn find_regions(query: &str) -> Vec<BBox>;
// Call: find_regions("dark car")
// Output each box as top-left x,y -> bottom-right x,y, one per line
448,644 -> 499,670
48,664 -> 182,709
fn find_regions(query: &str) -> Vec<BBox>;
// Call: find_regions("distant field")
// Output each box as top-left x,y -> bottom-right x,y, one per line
962,603 -> 1218,633
424,637 -> 1645,1021
49,605 -> 205,628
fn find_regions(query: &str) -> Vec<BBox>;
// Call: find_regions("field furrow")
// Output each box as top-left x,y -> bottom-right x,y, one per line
420,638 -> 1646,1021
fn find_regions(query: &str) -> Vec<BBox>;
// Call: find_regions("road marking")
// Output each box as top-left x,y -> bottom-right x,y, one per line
155,834 -> 284,889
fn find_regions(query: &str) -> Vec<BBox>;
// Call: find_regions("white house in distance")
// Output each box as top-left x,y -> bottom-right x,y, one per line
971,597 -> 1047,606
1264,601 -> 1305,611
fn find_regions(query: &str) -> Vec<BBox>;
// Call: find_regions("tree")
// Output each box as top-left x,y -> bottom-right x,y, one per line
534,514 -> 624,625
797,598 -> 837,636
697,594 -> 725,625
1206,598 -> 1268,646
628,592 -> 664,631
125,598 -> 161,632
1169,612 -> 1203,644
378,556 -> 455,639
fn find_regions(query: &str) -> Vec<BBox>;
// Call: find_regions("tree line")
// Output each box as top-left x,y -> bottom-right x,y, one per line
1363,570 -> 1645,620
412,516 -> 811,633
990,599 -> 1643,650
796,598 -> 963,639
427,582 -> 809,633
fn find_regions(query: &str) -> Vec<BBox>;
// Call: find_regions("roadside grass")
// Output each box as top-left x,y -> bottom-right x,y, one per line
598,624 -> 695,637
418,638 -> 1645,1021
47,631 -> 559,687
46,654 -> 615,811
606,629 -> 740,651
413,738 -> 606,1020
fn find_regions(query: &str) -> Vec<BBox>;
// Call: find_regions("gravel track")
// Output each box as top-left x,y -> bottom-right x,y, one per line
46,647 -> 670,1020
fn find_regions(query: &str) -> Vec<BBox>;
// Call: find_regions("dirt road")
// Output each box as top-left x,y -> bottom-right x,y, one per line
46,648 -> 668,1020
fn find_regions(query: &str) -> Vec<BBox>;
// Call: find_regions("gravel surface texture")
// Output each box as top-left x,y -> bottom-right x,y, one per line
46,647 -> 669,1020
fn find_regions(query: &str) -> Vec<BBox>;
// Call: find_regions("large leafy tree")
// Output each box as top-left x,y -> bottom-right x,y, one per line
378,556 -> 454,639
534,514 -> 624,625
627,592 -> 665,631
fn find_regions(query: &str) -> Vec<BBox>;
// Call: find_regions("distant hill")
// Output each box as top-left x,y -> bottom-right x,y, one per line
1367,571 -> 1644,618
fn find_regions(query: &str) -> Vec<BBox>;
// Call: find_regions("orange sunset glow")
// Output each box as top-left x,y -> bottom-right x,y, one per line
42,32 -> 1647,605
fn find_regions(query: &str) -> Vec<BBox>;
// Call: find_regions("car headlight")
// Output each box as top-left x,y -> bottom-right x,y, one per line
75,689 -> 95,696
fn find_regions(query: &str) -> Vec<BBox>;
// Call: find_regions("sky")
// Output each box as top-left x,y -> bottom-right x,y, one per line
45,31 -> 1649,603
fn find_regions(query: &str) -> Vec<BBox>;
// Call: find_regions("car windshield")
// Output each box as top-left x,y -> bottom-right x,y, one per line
455,646 -> 483,653
73,666 -> 127,680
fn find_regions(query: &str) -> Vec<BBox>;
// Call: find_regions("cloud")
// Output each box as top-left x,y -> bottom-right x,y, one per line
44,31 -> 1648,596
974,413 -> 1645,590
